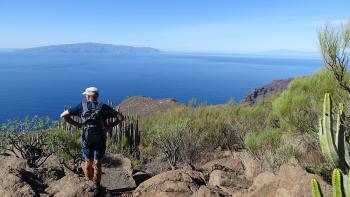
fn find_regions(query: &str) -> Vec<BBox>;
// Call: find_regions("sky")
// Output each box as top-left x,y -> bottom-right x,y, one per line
0,0 -> 349,53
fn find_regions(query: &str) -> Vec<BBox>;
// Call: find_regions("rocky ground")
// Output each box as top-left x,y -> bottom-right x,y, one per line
0,150 -> 331,197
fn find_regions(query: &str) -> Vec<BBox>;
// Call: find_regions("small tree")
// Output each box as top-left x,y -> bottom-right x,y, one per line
319,20 -> 350,94
0,116 -> 58,167
0,131 -> 56,167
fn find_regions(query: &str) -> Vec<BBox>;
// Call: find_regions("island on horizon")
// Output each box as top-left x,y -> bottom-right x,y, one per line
13,42 -> 162,55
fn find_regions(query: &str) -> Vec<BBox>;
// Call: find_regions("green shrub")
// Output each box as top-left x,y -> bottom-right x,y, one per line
233,95 -> 277,134
131,158 -> 141,169
277,146 -> 300,163
45,128 -> 83,173
148,118 -> 190,169
47,129 -> 81,161
106,137 -> 129,154
139,96 -> 281,160
273,69 -> 348,133
140,104 -> 237,152
140,104 -> 234,133
244,128 -> 282,155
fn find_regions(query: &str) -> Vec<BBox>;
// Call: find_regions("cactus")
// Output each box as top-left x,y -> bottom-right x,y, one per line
333,168 -> 344,197
319,93 -> 349,170
311,93 -> 350,196
311,178 -> 323,197
310,169 -> 349,197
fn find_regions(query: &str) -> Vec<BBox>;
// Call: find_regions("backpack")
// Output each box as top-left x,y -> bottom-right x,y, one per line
81,101 -> 105,143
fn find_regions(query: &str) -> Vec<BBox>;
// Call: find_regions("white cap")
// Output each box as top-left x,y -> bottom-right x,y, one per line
82,87 -> 99,96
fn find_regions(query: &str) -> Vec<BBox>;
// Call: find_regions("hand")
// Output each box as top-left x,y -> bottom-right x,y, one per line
117,113 -> 125,121
77,123 -> 82,128
62,115 -> 82,128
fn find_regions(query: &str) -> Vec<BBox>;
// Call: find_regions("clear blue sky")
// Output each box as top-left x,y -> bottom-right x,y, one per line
0,0 -> 349,53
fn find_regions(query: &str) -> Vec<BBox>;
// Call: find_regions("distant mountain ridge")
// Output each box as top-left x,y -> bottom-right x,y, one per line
16,43 -> 161,54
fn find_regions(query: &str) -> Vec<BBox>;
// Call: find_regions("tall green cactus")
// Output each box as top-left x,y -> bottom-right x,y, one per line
312,93 -> 350,197
311,169 -> 347,197
319,93 -> 349,170
311,178 -> 323,197
333,168 -> 343,197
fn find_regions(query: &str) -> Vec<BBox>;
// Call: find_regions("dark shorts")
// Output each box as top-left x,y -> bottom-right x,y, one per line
82,140 -> 106,160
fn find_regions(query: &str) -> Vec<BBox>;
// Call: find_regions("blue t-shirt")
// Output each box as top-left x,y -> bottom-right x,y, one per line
68,101 -> 119,121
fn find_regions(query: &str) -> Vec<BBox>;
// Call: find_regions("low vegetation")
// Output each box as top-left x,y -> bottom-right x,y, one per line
0,70 -> 346,174
0,21 -> 348,192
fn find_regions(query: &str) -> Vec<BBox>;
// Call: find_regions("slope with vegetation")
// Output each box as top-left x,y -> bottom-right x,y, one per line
0,20 -> 349,196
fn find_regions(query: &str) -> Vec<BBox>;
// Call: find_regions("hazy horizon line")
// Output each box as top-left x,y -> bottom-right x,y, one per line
0,42 -> 319,55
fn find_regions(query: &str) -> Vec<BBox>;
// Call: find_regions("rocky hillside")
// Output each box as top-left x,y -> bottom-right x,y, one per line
0,150 -> 331,197
242,78 -> 293,104
116,78 -> 293,118
118,96 -> 182,118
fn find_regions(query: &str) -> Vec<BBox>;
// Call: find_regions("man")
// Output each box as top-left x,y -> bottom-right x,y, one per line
60,87 -> 124,188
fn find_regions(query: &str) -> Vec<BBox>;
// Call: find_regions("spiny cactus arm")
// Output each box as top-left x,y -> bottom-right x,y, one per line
336,103 -> 350,168
320,118 -> 336,165
323,93 -> 340,165
332,168 -> 343,197
311,178 -> 323,197
335,103 -> 342,147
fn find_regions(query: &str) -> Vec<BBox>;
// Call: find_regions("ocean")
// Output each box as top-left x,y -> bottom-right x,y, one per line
0,52 -> 322,122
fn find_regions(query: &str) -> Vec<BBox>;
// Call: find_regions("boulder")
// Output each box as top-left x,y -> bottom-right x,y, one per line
282,134 -> 325,166
232,151 -> 261,181
0,155 -> 37,197
202,156 -> 245,175
201,156 -> 252,195
133,170 -> 206,197
209,170 -> 251,194
139,156 -> 170,176
193,185 -> 231,197
101,153 -> 136,190
102,168 -> 136,191
34,155 -> 65,185
45,174 -> 97,197
0,155 -> 96,197
232,158 -> 332,197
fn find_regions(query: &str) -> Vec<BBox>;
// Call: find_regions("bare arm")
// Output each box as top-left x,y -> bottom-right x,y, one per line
106,113 -> 125,128
60,110 -> 82,128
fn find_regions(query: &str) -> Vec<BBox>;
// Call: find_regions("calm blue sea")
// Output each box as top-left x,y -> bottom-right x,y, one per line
0,52 -> 322,122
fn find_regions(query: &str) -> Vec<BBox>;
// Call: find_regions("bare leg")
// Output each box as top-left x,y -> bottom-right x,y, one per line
93,159 -> 102,183
83,158 -> 94,180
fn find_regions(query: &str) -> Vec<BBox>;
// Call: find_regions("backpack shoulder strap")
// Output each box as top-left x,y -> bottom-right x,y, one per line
82,101 -> 88,113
